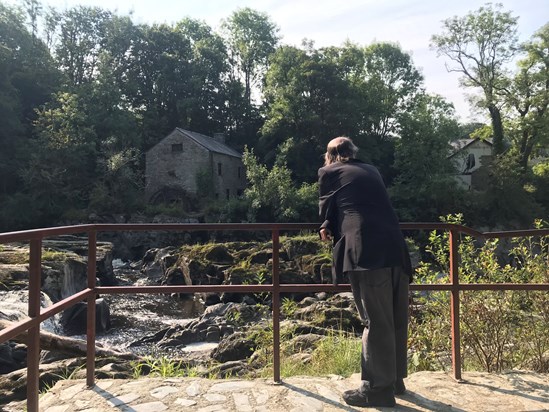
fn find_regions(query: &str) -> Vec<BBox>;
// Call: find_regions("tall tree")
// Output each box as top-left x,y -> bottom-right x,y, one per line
390,94 -> 461,221
0,2 -> 58,202
505,23 -> 549,168
222,7 -> 279,106
54,6 -> 113,87
362,42 -> 424,140
260,44 -> 357,181
431,3 -> 519,155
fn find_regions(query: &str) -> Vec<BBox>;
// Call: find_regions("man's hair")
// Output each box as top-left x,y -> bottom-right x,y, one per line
324,136 -> 358,166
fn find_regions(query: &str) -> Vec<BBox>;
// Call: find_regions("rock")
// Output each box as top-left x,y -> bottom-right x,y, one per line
203,293 -> 221,306
59,298 -> 111,335
204,245 -> 234,264
248,250 -> 271,265
205,326 -> 221,342
140,247 -> 178,284
299,296 -> 318,307
206,360 -> 250,378
0,342 -> 26,374
0,264 -> 29,290
286,333 -> 323,352
211,332 -> 255,362
282,237 -> 323,260
296,300 -> 361,331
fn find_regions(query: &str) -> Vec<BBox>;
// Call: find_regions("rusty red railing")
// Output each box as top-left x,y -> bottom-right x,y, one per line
0,222 -> 548,412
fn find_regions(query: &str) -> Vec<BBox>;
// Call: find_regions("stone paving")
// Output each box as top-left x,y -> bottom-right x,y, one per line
4,371 -> 549,411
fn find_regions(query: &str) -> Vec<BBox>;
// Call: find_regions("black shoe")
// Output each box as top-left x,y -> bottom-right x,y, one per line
395,378 -> 406,395
342,388 -> 396,407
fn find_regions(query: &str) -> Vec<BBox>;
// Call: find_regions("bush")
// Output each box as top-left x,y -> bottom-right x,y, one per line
411,214 -> 549,372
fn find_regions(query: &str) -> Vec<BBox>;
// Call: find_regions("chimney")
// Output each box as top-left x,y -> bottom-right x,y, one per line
213,133 -> 226,144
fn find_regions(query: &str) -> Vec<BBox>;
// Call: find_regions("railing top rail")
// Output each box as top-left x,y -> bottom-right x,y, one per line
0,224 -> 96,243
1,222 -> 548,244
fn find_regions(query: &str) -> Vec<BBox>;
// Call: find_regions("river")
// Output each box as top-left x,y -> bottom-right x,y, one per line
72,260 -> 213,357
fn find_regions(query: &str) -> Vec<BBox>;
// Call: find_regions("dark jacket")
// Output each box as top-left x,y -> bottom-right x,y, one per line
318,159 -> 412,283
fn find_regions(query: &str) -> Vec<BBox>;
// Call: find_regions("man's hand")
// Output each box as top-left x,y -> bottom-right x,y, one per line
320,228 -> 332,241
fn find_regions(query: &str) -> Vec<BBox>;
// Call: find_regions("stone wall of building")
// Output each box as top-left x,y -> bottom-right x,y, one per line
211,152 -> 246,200
145,130 -> 245,202
145,130 -> 210,200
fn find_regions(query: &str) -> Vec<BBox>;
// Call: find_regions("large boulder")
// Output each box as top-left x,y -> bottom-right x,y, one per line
211,332 -> 255,362
140,247 -> 178,284
59,298 -> 111,335
0,342 -> 26,374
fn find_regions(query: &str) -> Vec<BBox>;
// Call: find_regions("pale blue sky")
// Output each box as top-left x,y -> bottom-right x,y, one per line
12,0 -> 549,122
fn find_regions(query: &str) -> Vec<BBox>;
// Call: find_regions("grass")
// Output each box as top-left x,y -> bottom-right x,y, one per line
39,364 -> 85,397
256,327 -> 362,379
132,356 -> 201,379
42,249 -> 68,261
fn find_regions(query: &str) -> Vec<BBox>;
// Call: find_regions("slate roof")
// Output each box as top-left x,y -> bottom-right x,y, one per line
448,138 -> 493,158
175,128 -> 242,158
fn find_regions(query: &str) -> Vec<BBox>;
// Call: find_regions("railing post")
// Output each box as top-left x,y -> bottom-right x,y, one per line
27,237 -> 42,412
86,230 -> 97,387
449,229 -> 462,380
272,229 -> 281,383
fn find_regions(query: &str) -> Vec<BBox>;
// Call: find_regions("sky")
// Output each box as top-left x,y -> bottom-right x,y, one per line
12,0 -> 549,122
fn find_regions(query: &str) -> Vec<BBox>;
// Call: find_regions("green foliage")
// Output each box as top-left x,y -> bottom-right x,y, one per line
262,328 -> 361,378
222,7 -> 279,105
132,356 -> 199,378
0,1 -> 547,231
281,297 -> 298,318
42,249 -> 68,261
431,3 -> 519,155
481,150 -> 545,226
412,214 -> 549,373
242,143 -> 318,222
390,94 -> 463,221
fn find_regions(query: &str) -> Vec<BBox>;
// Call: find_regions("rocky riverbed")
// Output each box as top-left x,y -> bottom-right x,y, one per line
1,234 -> 365,405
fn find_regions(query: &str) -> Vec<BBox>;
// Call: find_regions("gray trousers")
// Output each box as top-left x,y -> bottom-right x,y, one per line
348,267 -> 409,393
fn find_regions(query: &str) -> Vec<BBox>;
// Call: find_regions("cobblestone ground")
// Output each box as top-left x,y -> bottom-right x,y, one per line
4,371 -> 549,411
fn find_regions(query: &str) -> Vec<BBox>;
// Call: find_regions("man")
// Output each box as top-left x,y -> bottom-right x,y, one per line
318,136 -> 411,408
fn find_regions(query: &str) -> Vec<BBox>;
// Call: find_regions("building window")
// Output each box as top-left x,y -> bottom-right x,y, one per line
215,193 -> 219,199
237,189 -> 243,197
171,143 -> 183,152
167,170 -> 176,177
226,189 -> 230,199
217,163 -> 222,176
238,167 -> 242,178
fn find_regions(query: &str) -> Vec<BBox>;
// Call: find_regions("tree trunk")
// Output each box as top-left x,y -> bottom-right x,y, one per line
488,105 -> 505,155
0,319 -> 139,360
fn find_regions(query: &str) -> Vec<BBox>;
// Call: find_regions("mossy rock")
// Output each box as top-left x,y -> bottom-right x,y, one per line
248,250 -> 272,265
282,235 -> 325,260
0,265 -> 29,291
309,307 -> 362,332
184,243 -> 234,264
0,252 -> 28,265
224,266 -> 271,285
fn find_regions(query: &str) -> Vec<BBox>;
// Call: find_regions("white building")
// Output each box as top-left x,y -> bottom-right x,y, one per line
448,138 -> 493,190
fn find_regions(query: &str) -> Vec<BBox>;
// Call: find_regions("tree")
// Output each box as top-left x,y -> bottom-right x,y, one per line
222,8 -> 279,106
260,44 -> 357,180
431,3 -> 519,155
54,6 -> 113,87
0,2 -> 58,213
505,23 -> 549,168
362,42 -> 424,140
242,142 -> 317,222
390,94 -> 462,221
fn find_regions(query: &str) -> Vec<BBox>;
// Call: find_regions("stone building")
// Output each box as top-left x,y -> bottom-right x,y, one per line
145,128 -> 246,204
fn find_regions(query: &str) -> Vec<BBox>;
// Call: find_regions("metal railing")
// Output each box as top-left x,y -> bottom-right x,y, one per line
0,222 -> 548,412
